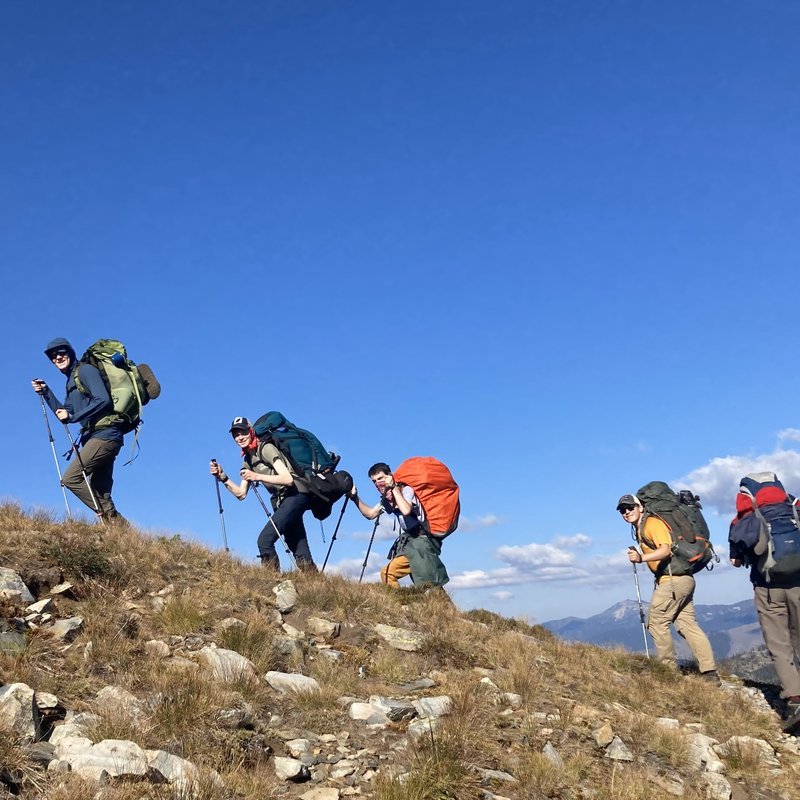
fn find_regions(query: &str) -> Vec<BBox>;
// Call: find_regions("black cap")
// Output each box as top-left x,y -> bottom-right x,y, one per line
229,416 -> 251,433
616,494 -> 639,510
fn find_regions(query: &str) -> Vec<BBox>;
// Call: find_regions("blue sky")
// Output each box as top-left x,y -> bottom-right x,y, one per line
2,1 -> 799,623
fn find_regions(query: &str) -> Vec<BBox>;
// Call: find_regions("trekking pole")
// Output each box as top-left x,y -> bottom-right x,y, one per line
359,513 -> 382,583
61,423 -> 105,526
249,483 -> 298,569
38,395 -> 72,518
631,561 -> 650,658
321,496 -> 350,573
211,459 -> 229,552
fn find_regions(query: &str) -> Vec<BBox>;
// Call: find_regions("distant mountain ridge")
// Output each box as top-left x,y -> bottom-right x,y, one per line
543,597 -> 761,661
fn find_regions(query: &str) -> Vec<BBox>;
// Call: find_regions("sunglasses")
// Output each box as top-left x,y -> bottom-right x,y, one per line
49,349 -> 70,359
618,505 -> 636,514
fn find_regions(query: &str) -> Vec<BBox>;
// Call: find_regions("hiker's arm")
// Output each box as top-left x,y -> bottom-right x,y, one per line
35,382 -> 63,417
211,462 -> 249,500
241,459 -> 294,489
67,365 -> 112,424
349,487 -> 382,519
390,485 -> 413,517
628,544 -> 671,563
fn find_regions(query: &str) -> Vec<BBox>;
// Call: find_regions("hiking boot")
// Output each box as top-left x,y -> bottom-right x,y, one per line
783,703 -> 800,735
699,670 -> 721,685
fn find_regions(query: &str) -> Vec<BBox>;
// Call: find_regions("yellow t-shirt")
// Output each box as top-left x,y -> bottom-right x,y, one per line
638,516 -> 672,582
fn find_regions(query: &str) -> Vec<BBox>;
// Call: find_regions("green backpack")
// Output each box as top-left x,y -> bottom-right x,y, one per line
74,339 -> 160,435
636,481 -> 717,576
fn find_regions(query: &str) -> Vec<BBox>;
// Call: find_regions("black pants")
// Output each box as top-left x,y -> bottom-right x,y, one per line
257,490 -> 316,570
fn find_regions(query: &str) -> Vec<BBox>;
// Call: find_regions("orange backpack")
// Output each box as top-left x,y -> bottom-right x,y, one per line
393,456 -> 460,537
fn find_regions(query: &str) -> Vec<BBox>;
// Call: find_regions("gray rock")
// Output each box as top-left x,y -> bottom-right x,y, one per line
413,696 -> 452,718
23,741 -> 56,767
144,639 -> 170,658
274,756 -> 311,782
713,736 -> 778,767
399,677 -> 436,691
604,736 -> 634,761
0,683 -> 40,740
474,766 -> 518,784
146,748 -> 199,790
216,704 -> 255,729
0,569 -> 34,603
655,717 -> 680,729
49,616 -> 84,643
219,617 -> 246,631
49,714 -> 97,746
306,617 -> 341,639
592,722 -> 614,747
26,598 -> 53,614
198,645 -> 259,683
273,580 -> 299,614
348,703 -> 390,727
300,789 -> 340,800
49,582 -> 74,596
501,692 -> 522,708
266,671 -> 321,694
369,696 -> 417,722
61,738 -> 149,783
318,648 -> 344,663
282,622 -> 306,640
287,738 -> 313,758
34,692 -> 60,711
0,630 -> 26,653
408,717 -> 440,740
274,635 -> 305,660
698,773 -> 732,800
95,685 -> 146,719
374,623 -> 425,652
686,733 -> 724,773
543,742 -> 563,768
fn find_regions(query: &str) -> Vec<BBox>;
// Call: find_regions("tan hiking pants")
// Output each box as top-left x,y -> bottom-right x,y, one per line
62,436 -> 122,518
381,556 -> 411,588
754,586 -> 800,698
648,574 -> 716,673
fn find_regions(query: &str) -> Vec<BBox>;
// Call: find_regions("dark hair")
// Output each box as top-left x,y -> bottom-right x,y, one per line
368,462 -> 391,477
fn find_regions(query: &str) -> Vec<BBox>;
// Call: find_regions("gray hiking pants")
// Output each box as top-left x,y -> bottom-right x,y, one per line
754,586 -> 800,698
62,436 -> 122,518
648,574 -> 716,673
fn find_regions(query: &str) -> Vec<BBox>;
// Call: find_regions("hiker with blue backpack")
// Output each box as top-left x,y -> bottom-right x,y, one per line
32,338 -> 125,523
618,485 -> 719,682
729,472 -> 800,734
210,416 -> 318,571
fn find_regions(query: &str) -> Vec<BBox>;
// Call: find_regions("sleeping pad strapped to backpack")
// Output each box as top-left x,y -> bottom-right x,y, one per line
252,411 -> 352,521
74,339 -> 161,435
737,472 -> 800,583
393,456 -> 460,537
636,481 -> 717,576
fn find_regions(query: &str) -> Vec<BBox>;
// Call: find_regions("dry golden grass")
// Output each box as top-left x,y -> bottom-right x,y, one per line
4,503 -> 800,800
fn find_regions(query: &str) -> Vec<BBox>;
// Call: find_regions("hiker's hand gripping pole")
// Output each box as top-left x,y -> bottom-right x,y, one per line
211,459 -> 229,552
37,393 -> 72,518
321,495 -> 350,573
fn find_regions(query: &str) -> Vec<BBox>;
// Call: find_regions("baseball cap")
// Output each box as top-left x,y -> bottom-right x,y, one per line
616,494 -> 641,510
229,416 -> 251,433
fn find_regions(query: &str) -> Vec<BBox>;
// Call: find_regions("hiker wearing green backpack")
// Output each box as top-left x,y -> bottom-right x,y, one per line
618,493 -> 719,682
32,338 -> 126,523
210,417 -> 317,571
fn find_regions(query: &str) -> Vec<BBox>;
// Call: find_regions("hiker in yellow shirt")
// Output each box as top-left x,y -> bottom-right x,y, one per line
617,494 -> 719,682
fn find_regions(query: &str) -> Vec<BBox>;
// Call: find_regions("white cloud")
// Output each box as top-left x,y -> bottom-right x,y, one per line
553,533 -> 592,548
778,429 -> 800,444
495,542 -> 576,567
325,551 -> 384,582
459,514 -> 501,532
350,527 -> 397,542
491,591 -> 513,601
676,446 -> 800,514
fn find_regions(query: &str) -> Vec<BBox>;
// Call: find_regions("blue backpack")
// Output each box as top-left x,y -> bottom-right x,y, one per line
252,411 -> 339,477
739,472 -> 800,583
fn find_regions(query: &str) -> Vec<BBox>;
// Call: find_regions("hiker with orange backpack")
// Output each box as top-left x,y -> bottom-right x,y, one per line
351,458 -> 456,588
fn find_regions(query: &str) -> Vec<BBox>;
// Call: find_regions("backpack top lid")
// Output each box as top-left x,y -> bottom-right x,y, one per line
636,480 -> 711,543
393,456 -> 460,536
739,472 -> 789,507
254,411 -> 289,435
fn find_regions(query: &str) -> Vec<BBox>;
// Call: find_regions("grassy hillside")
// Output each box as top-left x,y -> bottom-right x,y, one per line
1,503 -> 798,800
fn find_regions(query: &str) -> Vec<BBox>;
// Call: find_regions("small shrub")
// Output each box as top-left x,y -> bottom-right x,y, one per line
153,593 -> 212,635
